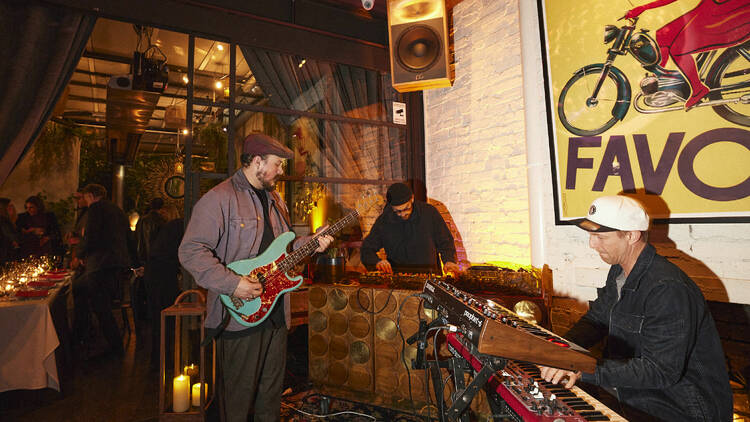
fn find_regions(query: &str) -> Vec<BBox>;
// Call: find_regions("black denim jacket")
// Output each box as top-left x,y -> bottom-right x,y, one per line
566,244 -> 732,421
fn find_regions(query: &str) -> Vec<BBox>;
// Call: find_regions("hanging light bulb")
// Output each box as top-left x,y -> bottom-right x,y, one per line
215,80 -> 223,90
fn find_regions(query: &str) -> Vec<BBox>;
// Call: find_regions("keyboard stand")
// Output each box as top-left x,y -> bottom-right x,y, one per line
410,322 -> 514,422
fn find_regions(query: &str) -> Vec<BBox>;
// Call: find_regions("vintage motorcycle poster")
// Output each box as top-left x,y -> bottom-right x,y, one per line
538,0 -> 750,222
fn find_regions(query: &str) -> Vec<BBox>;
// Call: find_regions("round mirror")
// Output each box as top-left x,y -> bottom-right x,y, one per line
164,175 -> 185,199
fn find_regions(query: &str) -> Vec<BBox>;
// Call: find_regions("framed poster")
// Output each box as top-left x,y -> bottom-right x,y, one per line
537,0 -> 750,223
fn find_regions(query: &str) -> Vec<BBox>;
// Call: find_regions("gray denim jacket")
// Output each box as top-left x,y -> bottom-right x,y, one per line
178,169 -> 302,332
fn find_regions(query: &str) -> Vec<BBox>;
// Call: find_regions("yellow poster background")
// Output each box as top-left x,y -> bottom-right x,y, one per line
541,0 -> 750,220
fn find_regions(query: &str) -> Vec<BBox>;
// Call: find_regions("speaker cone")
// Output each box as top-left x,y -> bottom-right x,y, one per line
396,24 -> 441,72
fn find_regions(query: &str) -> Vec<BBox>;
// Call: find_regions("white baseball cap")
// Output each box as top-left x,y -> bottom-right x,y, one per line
574,195 -> 649,232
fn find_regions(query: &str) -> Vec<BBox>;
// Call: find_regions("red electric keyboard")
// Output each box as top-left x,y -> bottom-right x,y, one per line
447,333 -> 627,421
423,278 -> 597,373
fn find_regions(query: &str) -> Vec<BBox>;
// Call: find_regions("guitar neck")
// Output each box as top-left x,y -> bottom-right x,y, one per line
277,211 -> 359,272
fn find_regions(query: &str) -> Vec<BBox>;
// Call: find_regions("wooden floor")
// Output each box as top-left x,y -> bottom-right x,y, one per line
0,324 -> 160,422
1,315 -> 748,422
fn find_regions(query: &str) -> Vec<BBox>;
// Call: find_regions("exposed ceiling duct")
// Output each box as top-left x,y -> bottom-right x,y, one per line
105,74 -> 160,164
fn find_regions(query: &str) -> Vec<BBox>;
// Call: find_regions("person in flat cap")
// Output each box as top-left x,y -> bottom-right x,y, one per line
540,195 -> 731,421
360,182 -> 459,274
179,132 -> 333,422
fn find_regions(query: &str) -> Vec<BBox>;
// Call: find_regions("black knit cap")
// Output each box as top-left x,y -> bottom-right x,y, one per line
386,182 -> 413,206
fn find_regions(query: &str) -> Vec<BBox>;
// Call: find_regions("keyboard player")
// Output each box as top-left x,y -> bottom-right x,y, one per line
540,196 -> 732,421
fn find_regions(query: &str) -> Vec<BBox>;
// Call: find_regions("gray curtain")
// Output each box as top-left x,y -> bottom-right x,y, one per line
240,47 -> 405,181
0,0 -> 96,185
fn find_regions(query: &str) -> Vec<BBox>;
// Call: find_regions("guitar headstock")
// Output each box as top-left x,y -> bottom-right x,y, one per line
355,190 -> 385,216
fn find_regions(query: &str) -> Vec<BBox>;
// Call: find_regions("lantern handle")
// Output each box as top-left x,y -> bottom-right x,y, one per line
174,289 -> 206,305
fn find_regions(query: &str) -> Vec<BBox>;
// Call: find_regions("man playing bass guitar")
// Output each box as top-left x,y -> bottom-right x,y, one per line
179,133 -> 333,422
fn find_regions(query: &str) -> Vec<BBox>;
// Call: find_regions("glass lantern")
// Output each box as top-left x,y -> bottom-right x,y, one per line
159,290 -> 215,420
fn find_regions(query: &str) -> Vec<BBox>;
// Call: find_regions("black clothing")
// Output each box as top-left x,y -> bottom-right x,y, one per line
73,268 -> 126,354
250,185 -> 275,255
134,209 -> 166,266
361,201 -> 456,273
74,199 -> 137,353
145,218 -> 184,365
16,211 -> 62,257
77,199 -> 137,273
566,244 -> 732,421
0,216 -> 19,264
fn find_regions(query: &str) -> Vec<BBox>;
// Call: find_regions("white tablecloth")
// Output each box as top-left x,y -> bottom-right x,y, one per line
0,280 -> 69,392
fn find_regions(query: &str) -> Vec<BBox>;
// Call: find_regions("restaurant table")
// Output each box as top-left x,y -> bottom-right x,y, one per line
0,275 -> 72,393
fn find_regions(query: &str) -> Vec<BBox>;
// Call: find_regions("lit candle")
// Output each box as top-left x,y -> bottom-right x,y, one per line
183,364 -> 199,378
192,383 -> 206,407
173,375 -> 190,412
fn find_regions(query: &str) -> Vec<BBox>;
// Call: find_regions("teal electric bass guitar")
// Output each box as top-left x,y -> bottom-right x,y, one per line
220,192 -> 379,327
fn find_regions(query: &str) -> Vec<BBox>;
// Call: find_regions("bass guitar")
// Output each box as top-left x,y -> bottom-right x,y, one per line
220,192 -> 379,326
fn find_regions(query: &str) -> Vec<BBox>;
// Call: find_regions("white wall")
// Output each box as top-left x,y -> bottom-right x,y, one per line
423,0 -> 750,304
424,0 -> 530,268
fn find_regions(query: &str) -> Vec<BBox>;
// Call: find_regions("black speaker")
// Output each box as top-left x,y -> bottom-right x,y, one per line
387,0 -> 452,92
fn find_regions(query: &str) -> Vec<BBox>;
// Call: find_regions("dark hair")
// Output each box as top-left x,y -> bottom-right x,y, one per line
25,195 -> 45,213
81,183 -> 107,199
0,198 -> 9,218
149,197 -> 165,211
240,153 -> 270,167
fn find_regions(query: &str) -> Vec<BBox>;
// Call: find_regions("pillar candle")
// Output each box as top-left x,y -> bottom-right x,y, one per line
173,375 -> 190,412
192,382 -> 206,407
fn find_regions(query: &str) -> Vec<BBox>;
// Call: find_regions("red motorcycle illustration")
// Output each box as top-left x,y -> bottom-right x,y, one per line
557,16 -> 750,136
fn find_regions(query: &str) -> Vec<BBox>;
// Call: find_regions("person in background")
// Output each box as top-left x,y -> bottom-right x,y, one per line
0,198 -> 19,264
179,133 -> 333,422
361,182 -> 459,274
135,197 -> 167,265
133,197 -> 167,332
7,200 -> 18,226
539,195 -> 732,421
144,204 -> 183,367
16,195 -> 62,258
74,184 -> 140,357
66,189 -> 88,269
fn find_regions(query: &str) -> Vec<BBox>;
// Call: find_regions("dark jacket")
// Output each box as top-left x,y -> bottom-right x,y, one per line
361,201 -> 456,273
0,217 -> 19,264
77,199 -> 137,274
135,209 -> 166,265
16,211 -> 62,257
566,244 -> 732,421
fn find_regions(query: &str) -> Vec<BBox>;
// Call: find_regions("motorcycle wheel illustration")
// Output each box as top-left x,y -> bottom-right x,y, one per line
706,45 -> 750,127
557,64 -> 631,136
558,41 -> 750,136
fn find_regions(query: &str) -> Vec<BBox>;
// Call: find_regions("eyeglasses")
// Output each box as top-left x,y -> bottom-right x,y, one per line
392,201 -> 413,215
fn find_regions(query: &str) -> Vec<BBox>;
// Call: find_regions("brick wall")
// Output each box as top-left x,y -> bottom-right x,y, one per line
423,0 -> 750,306
424,0 -> 530,269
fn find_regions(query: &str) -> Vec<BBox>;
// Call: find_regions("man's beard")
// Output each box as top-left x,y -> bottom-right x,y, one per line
256,169 -> 278,190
